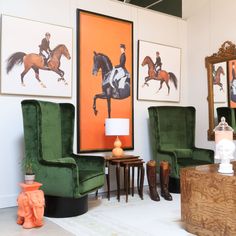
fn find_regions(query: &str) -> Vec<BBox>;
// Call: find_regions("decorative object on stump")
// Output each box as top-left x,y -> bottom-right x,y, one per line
23,163 -> 35,185
214,117 -> 235,174
17,182 -> 45,229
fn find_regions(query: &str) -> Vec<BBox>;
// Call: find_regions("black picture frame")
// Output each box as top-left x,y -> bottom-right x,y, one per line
76,9 -> 134,153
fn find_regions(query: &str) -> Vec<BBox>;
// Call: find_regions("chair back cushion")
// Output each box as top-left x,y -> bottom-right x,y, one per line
148,106 -> 195,149
59,103 -> 75,156
39,101 -> 62,161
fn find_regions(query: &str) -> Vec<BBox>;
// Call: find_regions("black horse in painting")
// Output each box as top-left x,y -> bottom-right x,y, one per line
92,51 -> 130,118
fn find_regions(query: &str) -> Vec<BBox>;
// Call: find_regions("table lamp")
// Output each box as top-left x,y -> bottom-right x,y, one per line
105,118 -> 129,157
214,116 -> 235,173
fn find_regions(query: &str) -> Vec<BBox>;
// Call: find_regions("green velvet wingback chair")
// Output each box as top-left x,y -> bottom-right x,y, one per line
21,100 -> 105,217
148,106 -> 214,193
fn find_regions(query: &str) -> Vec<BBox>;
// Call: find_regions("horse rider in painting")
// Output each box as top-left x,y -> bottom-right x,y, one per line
154,51 -> 162,74
39,32 -> 52,67
109,43 -> 127,98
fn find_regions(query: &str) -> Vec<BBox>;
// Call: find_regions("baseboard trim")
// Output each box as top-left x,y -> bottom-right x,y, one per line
0,194 -> 18,208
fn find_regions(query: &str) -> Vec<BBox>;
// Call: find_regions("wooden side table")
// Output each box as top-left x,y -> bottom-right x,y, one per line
104,155 -> 144,202
121,159 -> 145,202
104,155 -> 139,200
17,182 -> 45,229
181,162 -> 236,236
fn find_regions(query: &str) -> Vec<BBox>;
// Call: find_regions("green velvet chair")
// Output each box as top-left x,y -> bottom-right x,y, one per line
21,100 -> 105,217
148,106 -> 214,193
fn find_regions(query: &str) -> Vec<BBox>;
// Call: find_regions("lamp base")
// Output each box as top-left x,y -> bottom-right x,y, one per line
112,147 -> 124,157
112,136 -> 124,157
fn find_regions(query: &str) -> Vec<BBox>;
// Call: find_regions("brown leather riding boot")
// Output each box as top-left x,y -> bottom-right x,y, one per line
146,160 -> 160,201
160,161 -> 172,201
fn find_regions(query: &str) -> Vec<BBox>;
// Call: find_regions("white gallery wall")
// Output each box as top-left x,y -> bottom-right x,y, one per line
187,0 -> 236,150
0,0 -> 188,208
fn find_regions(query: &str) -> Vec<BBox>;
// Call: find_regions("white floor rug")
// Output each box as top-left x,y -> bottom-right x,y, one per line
48,189 -> 194,236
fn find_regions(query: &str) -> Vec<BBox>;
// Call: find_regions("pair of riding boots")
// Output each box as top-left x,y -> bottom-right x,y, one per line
146,160 -> 172,201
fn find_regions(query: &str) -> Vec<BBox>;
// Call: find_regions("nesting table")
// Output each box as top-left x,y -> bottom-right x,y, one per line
104,155 -> 145,202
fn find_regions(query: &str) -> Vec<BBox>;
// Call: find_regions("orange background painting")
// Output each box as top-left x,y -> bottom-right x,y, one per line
77,10 -> 133,152
228,60 -> 236,108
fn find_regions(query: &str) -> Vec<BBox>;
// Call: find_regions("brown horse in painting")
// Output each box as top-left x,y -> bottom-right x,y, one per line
141,56 -> 177,94
213,66 -> 225,91
6,44 -> 71,88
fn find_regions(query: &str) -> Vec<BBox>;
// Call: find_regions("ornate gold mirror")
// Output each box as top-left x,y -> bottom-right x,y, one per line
206,41 -> 236,140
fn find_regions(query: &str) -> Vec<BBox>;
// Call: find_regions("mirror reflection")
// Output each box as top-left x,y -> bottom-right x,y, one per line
206,41 -> 236,140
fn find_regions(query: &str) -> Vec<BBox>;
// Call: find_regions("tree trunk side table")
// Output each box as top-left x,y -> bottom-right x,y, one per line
17,182 -> 45,229
181,162 -> 236,236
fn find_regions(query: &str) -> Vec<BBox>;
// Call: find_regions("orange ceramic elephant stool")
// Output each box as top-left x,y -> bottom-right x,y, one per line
17,182 -> 45,229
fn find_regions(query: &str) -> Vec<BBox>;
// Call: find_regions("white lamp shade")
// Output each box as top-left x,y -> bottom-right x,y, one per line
105,118 -> 129,136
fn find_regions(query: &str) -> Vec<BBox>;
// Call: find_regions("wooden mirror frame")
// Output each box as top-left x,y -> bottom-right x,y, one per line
205,41 -> 236,140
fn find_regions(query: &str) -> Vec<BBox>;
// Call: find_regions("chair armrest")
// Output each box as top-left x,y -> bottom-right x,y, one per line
37,158 -> 80,198
158,149 -> 179,177
159,149 -> 178,162
192,147 -> 214,163
41,157 -> 77,168
72,154 -> 105,172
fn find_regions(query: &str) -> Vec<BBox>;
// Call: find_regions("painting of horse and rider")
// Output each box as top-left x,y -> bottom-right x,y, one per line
138,40 -> 181,102
77,9 -> 133,152
212,62 -> 227,103
1,15 -> 72,97
92,43 -> 131,118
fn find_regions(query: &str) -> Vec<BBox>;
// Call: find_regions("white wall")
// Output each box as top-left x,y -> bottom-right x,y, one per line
187,0 -> 236,150
0,0 -> 188,208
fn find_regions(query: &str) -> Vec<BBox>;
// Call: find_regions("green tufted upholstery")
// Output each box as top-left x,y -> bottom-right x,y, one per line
21,100 -> 105,216
148,106 -> 214,192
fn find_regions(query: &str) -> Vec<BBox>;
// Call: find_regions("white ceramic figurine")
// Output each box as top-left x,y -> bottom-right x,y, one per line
216,139 -> 235,173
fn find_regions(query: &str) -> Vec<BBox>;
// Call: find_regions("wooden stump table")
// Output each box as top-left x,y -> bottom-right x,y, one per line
181,162 -> 236,236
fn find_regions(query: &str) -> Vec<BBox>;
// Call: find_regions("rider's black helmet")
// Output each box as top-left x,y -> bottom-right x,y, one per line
120,44 -> 126,49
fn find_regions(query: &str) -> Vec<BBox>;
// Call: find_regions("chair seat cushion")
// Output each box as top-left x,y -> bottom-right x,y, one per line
79,170 -> 104,195
174,149 -> 193,158
178,158 -> 211,168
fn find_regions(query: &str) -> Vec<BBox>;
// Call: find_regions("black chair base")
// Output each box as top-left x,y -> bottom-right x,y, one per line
44,195 -> 88,218
169,177 -> 180,193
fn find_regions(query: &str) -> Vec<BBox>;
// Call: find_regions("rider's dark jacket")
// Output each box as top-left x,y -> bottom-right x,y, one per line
39,38 -> 52,55
115,52 -> 126,70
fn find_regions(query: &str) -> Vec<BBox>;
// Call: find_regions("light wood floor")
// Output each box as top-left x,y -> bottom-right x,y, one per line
0,206 -> 75,236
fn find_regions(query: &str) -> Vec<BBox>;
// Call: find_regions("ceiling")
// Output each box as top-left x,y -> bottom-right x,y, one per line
115,0 -> 182,18
112,0 -> 209,20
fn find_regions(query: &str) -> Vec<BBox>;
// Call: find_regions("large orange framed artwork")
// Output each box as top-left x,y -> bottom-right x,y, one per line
228,60 -> 236,108
77,9 -> 134,153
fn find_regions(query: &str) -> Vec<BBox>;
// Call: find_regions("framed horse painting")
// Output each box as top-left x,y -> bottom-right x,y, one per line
1,15 -> 72,97
212,62 -> 227,103
137,40 -> 181,102
77,9 -> 134,153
